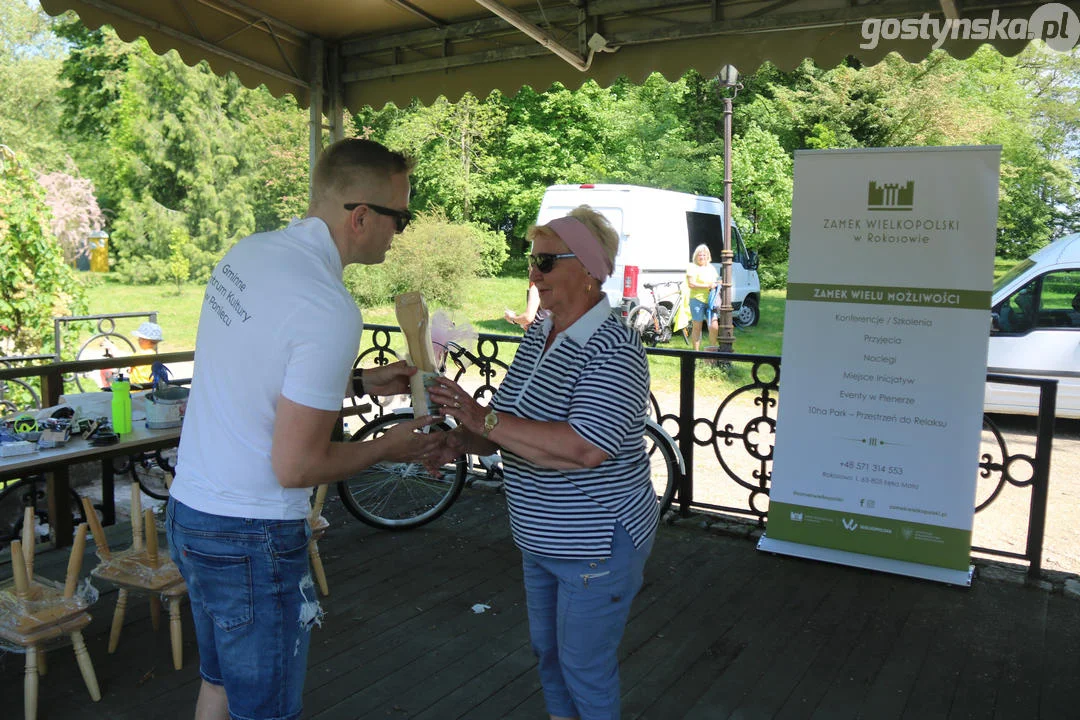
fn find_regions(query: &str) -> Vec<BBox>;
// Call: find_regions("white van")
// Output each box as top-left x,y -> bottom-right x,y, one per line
986,232 -> 1080,418
535,184 -> 762,326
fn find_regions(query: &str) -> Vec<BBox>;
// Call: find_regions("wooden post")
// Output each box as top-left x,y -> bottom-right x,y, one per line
169,597 -> 183,670
21,506 -> 35,580
64,524 -> 89,599
145,508 -> 159,570
71,631 -> 101,701
80,497 -> 110,559
10,540 -> 29,600
108,589 -> 128,654
24,646 -> 38,720
131,483 -> 144,551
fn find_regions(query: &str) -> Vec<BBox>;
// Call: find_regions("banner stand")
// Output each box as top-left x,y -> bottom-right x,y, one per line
758,534 -> 974,587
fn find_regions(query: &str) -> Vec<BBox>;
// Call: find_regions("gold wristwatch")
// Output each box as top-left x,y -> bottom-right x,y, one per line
482,409 -> 499,438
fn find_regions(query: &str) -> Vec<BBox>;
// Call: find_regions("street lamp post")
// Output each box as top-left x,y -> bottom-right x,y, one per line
716,64 -> 742,353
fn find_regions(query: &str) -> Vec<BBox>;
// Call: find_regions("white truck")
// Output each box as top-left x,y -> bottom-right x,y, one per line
986,232 -> 1080,418
535,184 -> 762,327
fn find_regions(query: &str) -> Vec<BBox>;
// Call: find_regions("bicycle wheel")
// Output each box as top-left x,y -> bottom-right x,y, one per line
130,448 -> 176,500
0,478 -> 86,552
337,412 -> 466,530
627,306 -> 658,346
644,422 -> 679,515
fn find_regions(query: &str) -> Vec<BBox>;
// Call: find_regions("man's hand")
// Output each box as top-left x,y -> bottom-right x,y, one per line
378,413 -> 447,464
360,360 -> 416,397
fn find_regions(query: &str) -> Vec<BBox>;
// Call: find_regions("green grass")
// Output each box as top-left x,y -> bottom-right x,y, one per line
643,289 -> 786,395
81,274 -> 207,351
79,274 -> 786,389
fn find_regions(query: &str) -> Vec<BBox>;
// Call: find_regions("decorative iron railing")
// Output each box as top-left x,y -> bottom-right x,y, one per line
349,325 -> 1057,578
0,324 -> 1058,578
53,311 -> 161,392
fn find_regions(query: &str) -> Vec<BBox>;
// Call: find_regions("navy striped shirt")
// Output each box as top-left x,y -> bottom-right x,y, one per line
492,296 -> 659,558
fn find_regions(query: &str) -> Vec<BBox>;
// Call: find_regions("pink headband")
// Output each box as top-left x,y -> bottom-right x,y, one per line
544,216 -> 613,282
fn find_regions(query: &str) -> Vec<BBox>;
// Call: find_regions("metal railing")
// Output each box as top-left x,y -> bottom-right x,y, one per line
350,325 -> 1057,578
0,324 -> 1058,577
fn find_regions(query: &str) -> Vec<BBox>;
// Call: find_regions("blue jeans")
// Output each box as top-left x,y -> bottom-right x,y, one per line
689,297 -> 709,322
521,524 -> 655,720
167,499 -> 319,720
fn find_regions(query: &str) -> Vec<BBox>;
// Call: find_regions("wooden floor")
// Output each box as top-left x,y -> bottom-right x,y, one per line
4,487 -> 1080,719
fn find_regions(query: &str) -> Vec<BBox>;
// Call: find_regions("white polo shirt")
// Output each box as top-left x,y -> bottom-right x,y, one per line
171,217 -> 362,520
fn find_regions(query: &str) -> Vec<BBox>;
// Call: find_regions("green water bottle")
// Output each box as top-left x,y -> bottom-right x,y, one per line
111,374 -> 133,434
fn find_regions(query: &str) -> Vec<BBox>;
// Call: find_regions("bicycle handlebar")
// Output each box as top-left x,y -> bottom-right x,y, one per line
643,281 -> 684,290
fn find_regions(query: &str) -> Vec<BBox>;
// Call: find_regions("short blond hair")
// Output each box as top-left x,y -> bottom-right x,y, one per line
527,205 -> 619,268
692,244 -> 712,263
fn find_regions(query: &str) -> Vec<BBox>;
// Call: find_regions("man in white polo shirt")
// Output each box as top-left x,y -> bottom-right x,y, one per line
168,139 -> 446,720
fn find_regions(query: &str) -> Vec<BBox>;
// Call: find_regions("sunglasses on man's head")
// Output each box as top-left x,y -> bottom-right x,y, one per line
344,202 -> 414,232
527,252 -> 576,273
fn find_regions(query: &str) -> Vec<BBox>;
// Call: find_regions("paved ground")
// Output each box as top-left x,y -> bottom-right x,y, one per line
3,487 -> 1080,719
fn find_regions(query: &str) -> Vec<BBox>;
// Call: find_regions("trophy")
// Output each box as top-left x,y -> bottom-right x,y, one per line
394,292 -> 439,416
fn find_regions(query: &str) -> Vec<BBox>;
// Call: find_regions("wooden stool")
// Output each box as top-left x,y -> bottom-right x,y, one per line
309,484 -> 330,596
81,489 -> 187,670
1,508 -> 101,720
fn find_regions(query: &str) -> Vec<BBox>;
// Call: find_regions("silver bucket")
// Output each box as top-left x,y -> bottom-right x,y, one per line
146,385 -> 189,429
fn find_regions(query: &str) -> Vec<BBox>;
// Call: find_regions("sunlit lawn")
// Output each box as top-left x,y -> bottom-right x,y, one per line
80,273 -> 787,389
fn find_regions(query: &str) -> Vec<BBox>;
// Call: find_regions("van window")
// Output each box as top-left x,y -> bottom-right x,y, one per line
994,271 -> 1080,333
1039,270 -> 1080,328
995,278 -> 1039,333
686,211 -> 743,265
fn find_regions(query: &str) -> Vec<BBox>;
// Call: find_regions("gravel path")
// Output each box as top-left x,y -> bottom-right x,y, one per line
652,388 -> 1080,576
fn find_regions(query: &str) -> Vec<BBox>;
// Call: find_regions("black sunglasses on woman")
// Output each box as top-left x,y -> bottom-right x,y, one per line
528,253 -> 577,273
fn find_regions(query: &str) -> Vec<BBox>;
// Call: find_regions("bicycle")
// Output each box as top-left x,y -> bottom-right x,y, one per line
338,407 -> 683,530
0,475 -> 88,553
111,447 -> 176,501
337,340 -> 505,529
334,338 -> 682,528
627,281 -> 687,346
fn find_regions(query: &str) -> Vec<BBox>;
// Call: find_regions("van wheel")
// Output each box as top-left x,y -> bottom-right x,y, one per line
734,296 -> 759,327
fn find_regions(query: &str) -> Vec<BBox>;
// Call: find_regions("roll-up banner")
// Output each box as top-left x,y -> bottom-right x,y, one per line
759,146 -> 1001,586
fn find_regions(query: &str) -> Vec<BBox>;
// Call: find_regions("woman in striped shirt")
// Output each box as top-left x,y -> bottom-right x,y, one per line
431,205 -> 657,720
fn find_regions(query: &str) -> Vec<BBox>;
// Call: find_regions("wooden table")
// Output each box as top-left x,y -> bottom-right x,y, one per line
0,423 -> 181,547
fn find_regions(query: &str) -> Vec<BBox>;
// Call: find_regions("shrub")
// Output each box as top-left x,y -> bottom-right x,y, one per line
110,195 -> 187,283
0,147 -> 88,356
469,221 -> 508,277
343,209 -> 482,308
757,260 -> 788,290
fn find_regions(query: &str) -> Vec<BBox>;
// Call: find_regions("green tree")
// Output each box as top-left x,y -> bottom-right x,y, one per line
166,228 -> 192,293
383,93 -> 506,223
722,124 -> 793,288
0,0 -> 69,171
55,24 -> 318,282
0,147 -> 87,355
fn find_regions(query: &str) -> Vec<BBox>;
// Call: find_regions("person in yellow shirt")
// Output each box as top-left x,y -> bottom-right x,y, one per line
685,245 -> 720,350
128,321 -> 163,387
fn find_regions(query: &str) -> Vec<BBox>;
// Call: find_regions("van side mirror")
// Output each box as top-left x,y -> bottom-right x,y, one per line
745,250 -> 759,270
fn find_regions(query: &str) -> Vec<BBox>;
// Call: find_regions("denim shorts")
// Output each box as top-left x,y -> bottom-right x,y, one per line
167,499 -> 318,720
689,297 -> 709,322
521,523 -> 655,720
